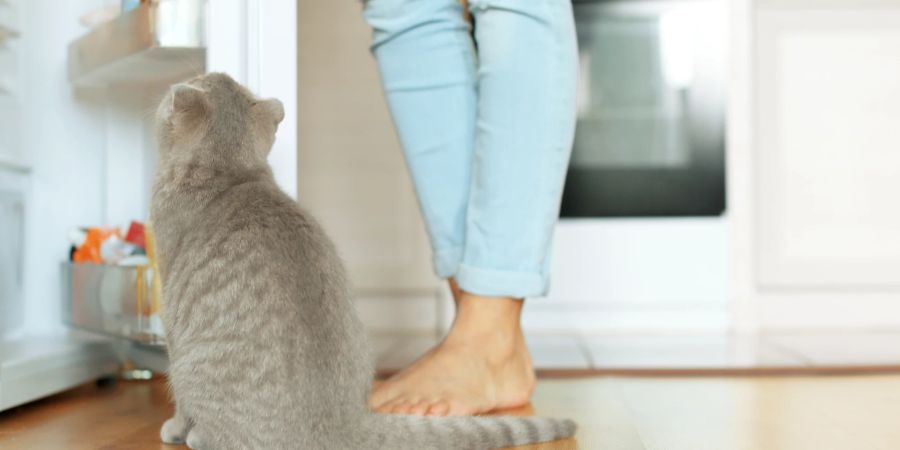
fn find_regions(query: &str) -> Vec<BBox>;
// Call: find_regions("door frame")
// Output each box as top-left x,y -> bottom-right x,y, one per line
207,0 -> 298,199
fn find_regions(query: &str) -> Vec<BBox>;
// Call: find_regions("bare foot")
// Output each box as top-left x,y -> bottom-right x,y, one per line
369,283 -> 536,416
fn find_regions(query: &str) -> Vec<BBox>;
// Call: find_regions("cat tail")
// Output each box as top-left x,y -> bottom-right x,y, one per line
361,412 -> 576,450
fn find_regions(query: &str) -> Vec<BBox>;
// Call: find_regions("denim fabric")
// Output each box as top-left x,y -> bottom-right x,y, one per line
364,0 -> 578,298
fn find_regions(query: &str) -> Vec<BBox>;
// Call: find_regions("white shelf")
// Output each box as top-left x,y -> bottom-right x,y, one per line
125,342 -> 168,373
67,0 -> 205,87
0,334 -> 119,411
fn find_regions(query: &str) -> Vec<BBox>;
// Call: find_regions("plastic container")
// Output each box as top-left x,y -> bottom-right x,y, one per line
61,262 -> 164,345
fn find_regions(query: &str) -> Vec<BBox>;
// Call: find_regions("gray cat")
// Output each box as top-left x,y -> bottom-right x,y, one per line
150,72 -> 576,450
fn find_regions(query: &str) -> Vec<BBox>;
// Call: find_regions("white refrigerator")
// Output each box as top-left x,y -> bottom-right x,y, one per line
0,0 -> 296,412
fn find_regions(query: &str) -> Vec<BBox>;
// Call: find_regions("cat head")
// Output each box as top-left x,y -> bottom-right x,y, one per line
156,72 -> 284,166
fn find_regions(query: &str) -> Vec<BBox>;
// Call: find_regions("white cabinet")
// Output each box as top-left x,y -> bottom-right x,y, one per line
731,0 -> 900,330
0,0 -> 25,336
756,6 -> 900,288
0,0 -> 23,168
0,175 -> 24,336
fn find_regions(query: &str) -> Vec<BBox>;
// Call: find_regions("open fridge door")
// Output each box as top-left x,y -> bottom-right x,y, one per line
0,0 -> 296,412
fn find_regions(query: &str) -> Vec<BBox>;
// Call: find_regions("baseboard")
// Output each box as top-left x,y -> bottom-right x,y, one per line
356,292 -> 731,336
754,292 -> 900,332
518,302 -> 730,335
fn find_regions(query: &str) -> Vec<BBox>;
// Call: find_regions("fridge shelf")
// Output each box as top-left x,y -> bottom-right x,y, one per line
62,262 -> 165,346
67,0 -> 205,86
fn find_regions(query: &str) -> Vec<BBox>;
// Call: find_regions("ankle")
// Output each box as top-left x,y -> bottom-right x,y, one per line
455,292 -> 523,324
449,317 -> 523,347
444,324 -> 522,351
444,296 -> 525,357
448,278 -> 463,304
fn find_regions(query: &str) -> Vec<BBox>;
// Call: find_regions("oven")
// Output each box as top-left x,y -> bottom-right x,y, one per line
562,0 -> 727,217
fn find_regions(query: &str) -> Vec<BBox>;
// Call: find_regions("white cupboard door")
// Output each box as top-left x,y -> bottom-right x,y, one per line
0,0 -> 23,168
756,6 -> 900,289
207,0 -> 298,198
0,183 -> 24,335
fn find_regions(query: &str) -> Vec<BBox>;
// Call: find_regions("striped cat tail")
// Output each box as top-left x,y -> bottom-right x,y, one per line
361,412 -> 576,449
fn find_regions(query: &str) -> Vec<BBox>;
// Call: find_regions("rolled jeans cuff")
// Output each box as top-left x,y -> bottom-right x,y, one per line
456,263 -> 547,298
433,247 -> 463,278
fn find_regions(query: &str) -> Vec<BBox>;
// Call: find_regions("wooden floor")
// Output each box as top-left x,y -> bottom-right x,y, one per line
3,374 -> 900,449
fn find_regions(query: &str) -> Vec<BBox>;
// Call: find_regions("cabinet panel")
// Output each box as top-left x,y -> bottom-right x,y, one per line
0,178 -> 24,335
0,0 -> 22,165
756,8 -> 900,288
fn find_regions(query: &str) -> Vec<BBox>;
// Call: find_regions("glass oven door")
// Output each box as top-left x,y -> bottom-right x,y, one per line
562,0 -> 727,217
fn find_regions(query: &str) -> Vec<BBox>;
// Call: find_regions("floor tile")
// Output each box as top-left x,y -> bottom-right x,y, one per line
731,334 -> 809,367
374,333 -> 818,372
526,335 -> 592,369
764,332 -> 900,366
584,334 -> 806,369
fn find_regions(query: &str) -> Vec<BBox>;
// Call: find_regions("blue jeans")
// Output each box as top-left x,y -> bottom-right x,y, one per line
363,0 -> 578,298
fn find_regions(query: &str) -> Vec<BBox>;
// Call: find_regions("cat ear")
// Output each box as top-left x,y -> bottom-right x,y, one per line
259,98 -> 284,126
170,84 -> 208,119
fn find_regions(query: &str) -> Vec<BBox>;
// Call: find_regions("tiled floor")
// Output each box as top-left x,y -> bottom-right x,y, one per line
763,333 -> 900,366
373,332 -> 900,372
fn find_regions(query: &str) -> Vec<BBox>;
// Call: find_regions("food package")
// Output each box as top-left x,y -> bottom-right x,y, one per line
72,227 -> 120,263
144,222 -> 163,316
124,221 -> 146,249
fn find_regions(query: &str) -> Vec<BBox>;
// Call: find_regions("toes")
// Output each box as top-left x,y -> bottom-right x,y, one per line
445,400 -> 476,416
407,400 -> 430,416
390,402 -> 410,414
372,392 -> 485,417
425,399 -> 450,416
368,396 -> 387,411
390,398 -> 421,415
375,397 -> 430,415
424,399 -> 478,416
374,397 -> 402,414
